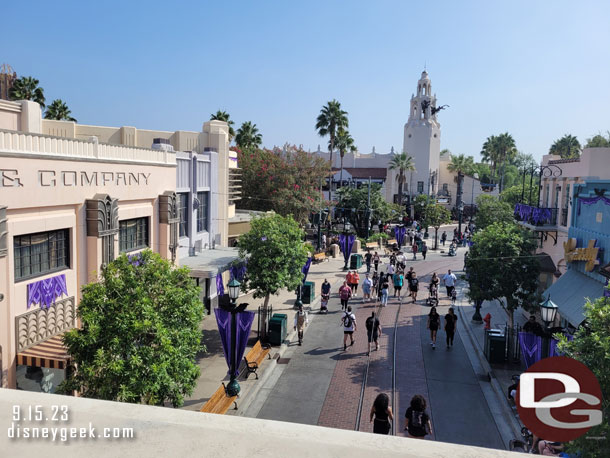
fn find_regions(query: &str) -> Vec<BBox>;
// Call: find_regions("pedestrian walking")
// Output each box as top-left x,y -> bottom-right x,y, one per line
346,271 -> 358,297
441,231 -> 447,246
404,395 -> 433,439
365,311 -> 382,354
387,262 -> 395,276
442,269 -> 457,297
389,252 -> 396,267
444,307 -> 458,348
408,272 -> 419,303
412,241 -> 418,260
370,393 -> 393,435
421,241 -> 428,260
393,271 -> 404,299
396,251 -> 406,271
341,305 -> 357,350
427,307 -> 440,349
371,271 -> 379,300
362,274 -> 373,302
405,266 -> 414,283
293,304 -> 309,346
372,251 -> 380,272
322,234 -> 327,250
377,272 -> 385,302
339,281 -> 352,311
352,271 -> 360,296
364,250 -> 372,273
381,277 -> 390,306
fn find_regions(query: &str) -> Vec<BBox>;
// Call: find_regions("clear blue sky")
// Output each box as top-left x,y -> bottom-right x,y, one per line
3,0 -> 609,161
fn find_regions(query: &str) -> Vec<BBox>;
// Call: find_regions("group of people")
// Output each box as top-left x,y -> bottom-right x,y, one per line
370,393 -> 433,439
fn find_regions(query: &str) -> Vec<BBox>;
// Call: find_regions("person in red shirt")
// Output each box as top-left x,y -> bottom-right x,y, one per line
339,281 -> 352,311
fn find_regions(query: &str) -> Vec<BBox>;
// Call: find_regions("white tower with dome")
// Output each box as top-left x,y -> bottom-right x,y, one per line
402,70 -> 442,197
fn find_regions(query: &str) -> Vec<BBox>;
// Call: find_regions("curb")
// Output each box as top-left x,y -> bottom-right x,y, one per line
454,282 -> 523,445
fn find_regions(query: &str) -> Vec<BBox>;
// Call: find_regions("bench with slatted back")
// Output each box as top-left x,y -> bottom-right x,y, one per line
312,252 -> 327,263
365,242 -> 378,250
243,340 -> 271,379
200,382 -> 237,415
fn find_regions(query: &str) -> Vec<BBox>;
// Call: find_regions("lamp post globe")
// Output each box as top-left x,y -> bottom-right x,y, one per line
228,278 -> 241,303
540,296 -> 558,327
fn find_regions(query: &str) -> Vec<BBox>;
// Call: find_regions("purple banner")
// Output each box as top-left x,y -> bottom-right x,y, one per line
216,272 -> 224,296
214,307 -> 255,377
230,261 -> 247,282
27,274 -> 68,309
394,226 -> 406,248
514,203 -> 552,225
302,257 -> 312,282
580,195 -> 610,206
339,234 -> 356,263
518,332 -> 543,369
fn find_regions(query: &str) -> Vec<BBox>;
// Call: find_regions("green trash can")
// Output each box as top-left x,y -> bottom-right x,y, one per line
485,329 -> 506,364
350,253 -> 363,270
268,313 -> 288,346
301,281 -> 315,305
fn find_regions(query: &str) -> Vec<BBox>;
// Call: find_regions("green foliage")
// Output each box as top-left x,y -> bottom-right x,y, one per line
303,241 -> 315,254
501,182 -> 539,207
412,194 -> 435,221
368,232 -> 388,242
59,251 -> 204,407
389,152 -> 416,206
480,133 -> 517,190
210,110 -> 235,141
236,145 -> 329,224
549,134 -> 581,159
472,162 -> 493,185
475,194 -> 514,231
238,214 -> 308,302
9,76 -> 46,108
464,222 -> 540,326
44,99 -> 77,122
316,99 -> 349,167
235,121 -> 262,150
422,203 -> 451,229
447,153 -> 475,175
557,293 -> 610,458
585,132 -> 610,148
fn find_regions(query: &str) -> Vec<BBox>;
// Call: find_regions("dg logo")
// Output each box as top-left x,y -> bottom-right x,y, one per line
516,356 -> 603,442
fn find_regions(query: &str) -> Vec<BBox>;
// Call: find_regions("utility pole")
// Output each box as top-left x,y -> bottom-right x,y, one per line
366,176 -> 371,239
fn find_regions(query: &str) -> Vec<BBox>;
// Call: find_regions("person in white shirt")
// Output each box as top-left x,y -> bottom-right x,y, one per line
341,305 -> 357,350
294,304 -> 309,346
442,269 -> 457,297
387,263 -> 395,275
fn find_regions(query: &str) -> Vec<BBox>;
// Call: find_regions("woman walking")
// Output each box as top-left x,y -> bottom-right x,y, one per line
339,281 -> 352,311
362,274 -> 373,302
393,270 -> 404,299
408,272 -> 419,303
444,307 -> 458,348
370,393 -> 393,435
352,271 -> 360,297
404,395 -> 433,439
371,271 -> 379,300
380,276 -> 390,307
427,307 -> 440,349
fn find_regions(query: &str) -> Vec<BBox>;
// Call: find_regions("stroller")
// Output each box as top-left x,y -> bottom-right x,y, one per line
448,242 -> 457,256
426,283 -> 439,307
320,293 -> 330,313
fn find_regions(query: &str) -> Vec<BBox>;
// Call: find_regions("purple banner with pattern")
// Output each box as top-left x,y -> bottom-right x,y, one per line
230,261 -> 247,282
216,272 -> 224,296
214,307 -> 255,377
518,332 -> 543,369
234,310 -> 255,377
394,226 -> 406,248
302,257 -> 312,282
339,234 -> 356,263
27,274 -> 68,309
215,308 -> 232,369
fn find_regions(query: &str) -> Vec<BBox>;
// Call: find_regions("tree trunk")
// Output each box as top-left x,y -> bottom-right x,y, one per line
328,136 -> 334,200
339,153 -> 344,190
434,227 -> 438,250
397,174 -> 404,206
261,293 -> 271,342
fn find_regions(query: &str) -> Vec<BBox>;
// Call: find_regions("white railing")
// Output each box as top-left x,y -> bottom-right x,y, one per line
0,129 -> 176,165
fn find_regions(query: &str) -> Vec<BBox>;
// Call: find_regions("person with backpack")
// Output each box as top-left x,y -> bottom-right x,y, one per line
444,307 -> 458,348
404,394 -> 433,439
293,304 -> 309,346
427,307 -> 441,349
370,393 -> 393,435
362,274 -> 373,302
364,250 -> 372,273
366,311 -> 382,354
393,270 -> 404,299
341,305 -> 357,351
339,281 -> 352,311
408,272 -> 419,304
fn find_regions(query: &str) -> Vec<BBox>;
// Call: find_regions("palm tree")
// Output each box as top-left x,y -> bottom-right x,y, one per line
549,134 -> 581,159
235,121 -> 262,150
447,154 -> 475,220
210,110 -> 236,142
44,99 -> 77,122
481,135 -> 500,184
333,128 -> 356,187
389,152 -> 416,207
9,76 -> 45,108
315,100 -> 348,171
495,132 -> 517,192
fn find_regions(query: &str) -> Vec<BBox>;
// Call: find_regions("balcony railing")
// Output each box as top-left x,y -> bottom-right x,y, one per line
561,207 -> 568,227
514,203 -> 558,226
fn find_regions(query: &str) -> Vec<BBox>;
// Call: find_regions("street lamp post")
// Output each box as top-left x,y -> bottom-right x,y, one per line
343,220 -> 352,271
225,278 -> 247,397
539,296 -> 559,358
457,172 -> 464,235
458,202 -> 464,237
472,299 -> 483,322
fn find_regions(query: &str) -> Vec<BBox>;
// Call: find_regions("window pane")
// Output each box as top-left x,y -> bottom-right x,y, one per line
178,193 -> 189,237
13,229 -> 69,281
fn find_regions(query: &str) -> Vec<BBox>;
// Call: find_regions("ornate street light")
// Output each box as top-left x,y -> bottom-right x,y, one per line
228,278 -> 241,303
225,278 -> 246,397
540,296 -> 558,328
343,220 -> 352,271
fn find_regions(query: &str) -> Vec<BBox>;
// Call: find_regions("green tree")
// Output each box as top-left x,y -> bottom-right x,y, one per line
557,293 -> 610,458
465,222 -> 540,328
500,182 -> 539,207
238,214 -> 308,340
9,76 -> 46,108
585,132 -> 610,148
235,121 -> 263,150
510,151 -> 537,170
481,133 -> 517,190
420,203 -> 451,249
59,251 -> 204,407
44,99 -> 77,122
388,152 -> 416,207
481,135 -> 501,183
475,194 -> 514,231
447,154 -> 475,212
334,127 -> 356,186
549,134 -> 581,159
210,110 -> 236,141
315,99 -> 349,172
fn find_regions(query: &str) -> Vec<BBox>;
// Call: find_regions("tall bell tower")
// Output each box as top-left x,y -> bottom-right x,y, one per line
403,70 -> 441,197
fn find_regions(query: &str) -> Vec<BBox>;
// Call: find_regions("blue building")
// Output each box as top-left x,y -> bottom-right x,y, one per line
544,180 -> 610,329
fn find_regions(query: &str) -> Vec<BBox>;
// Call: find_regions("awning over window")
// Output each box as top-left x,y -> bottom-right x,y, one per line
17,335 -> 70,370
544,270 -> 605,327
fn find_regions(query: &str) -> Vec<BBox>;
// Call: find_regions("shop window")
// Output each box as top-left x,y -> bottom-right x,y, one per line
14,229 -> 70,281
417,181 -> 424,193
178,192 -> 189,237
119,218 -> 149,253
197,191 -> 209,233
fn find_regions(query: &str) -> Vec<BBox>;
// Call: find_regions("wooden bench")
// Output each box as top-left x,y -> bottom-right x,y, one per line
243,340 -> 271,380
365,242 -> 378,250
200,382 -> 237,415
384,239 -> 398,255
312,252 -> 328,263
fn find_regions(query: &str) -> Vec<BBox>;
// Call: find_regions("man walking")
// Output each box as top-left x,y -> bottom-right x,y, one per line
365,250 -> 373,273
342,305 -> 357,350
373,251 -> 380,272
421,241 -> 428,260
339,281 -> 352,311
412,241 -> 418,260
294,304 -> 309,346
441,231 -> 447,246
442,269 -> 457,298
366,311 -> 382,355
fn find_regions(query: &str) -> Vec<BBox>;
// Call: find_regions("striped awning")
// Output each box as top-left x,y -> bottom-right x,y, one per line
17,335 -> 70,370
